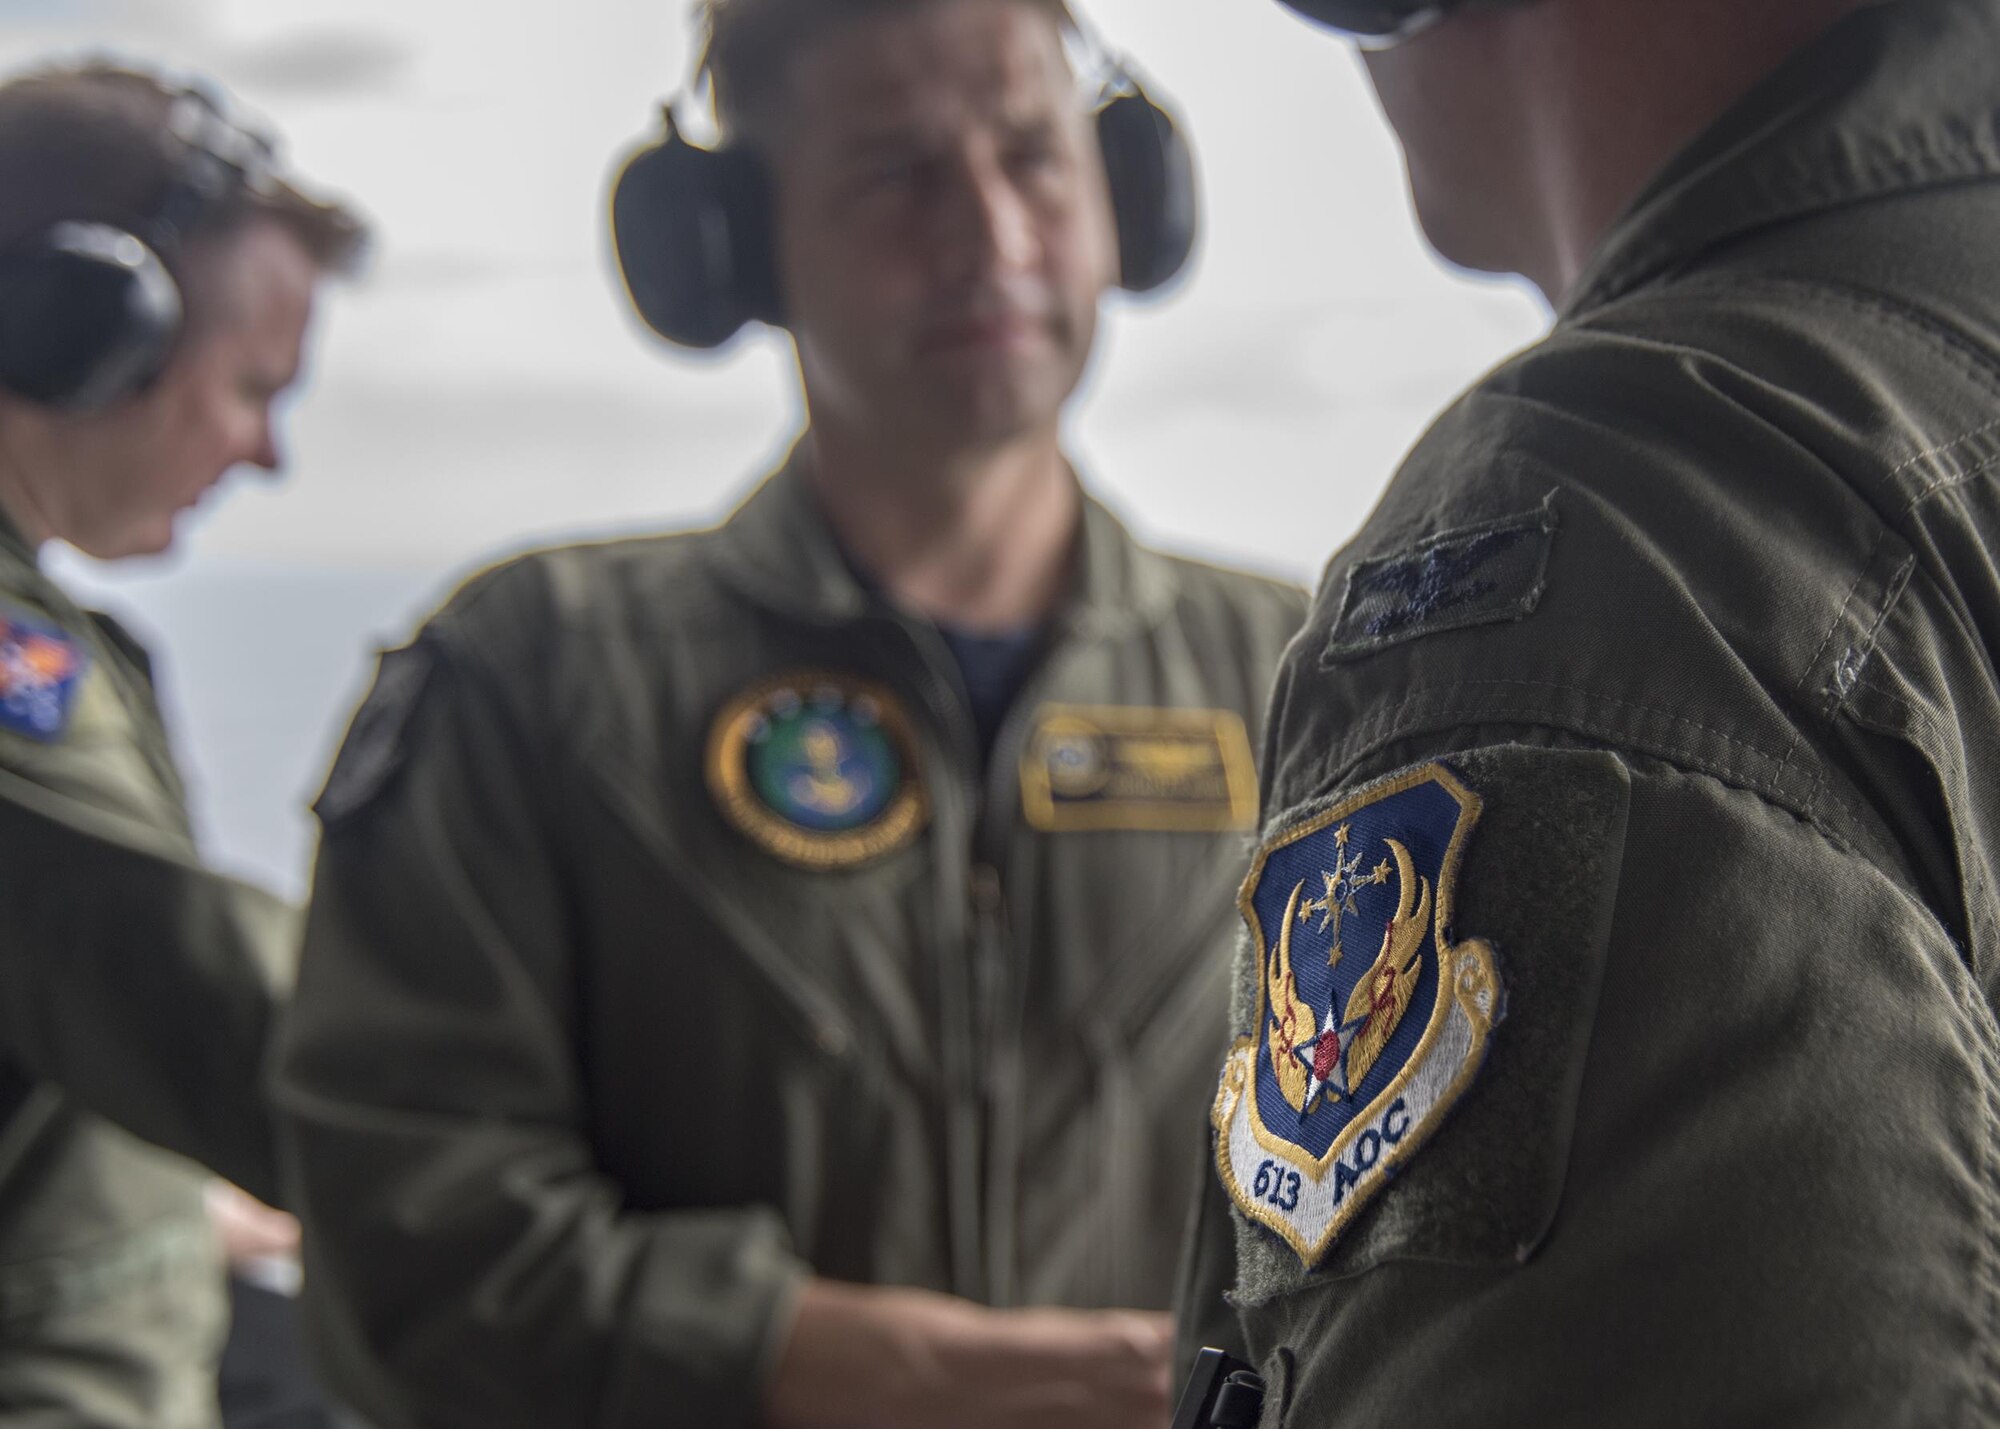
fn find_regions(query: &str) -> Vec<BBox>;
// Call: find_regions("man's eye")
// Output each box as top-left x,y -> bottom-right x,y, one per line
864,158 -> 924,192
1011,141 -> 1060,172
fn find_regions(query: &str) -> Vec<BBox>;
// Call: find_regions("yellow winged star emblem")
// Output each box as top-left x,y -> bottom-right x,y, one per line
1215,763 -> 1502,1266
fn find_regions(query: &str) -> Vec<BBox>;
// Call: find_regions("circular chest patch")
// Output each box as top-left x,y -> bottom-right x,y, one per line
706,671 -> 927,870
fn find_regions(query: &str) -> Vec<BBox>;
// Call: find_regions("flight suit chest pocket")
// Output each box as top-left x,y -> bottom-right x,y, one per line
1215,744 -> 1630,1302
577,710 -> 943,1100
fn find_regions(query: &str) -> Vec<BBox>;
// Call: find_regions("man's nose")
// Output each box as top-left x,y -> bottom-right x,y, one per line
941,152 -> 1038,279
249,415 -> 283,476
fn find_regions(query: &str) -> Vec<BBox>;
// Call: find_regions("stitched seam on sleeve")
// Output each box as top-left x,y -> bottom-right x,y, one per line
1343,678 -> 1795,767
1316,680 -> 1866,843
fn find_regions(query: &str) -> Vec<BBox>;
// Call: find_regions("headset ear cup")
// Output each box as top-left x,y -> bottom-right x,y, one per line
1096,91 -> 1198,295
610,124 -> 782,350
0,223 -> 182,410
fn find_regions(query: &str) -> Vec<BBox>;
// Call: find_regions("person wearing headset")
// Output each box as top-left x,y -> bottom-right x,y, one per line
1171,0 -> 2000,1424
0,63 -> 363,1429
271,2 -> 1305,1427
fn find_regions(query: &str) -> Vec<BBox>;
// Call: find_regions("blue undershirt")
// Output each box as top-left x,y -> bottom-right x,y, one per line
937,623 -> 1043,765
821,513 -> 1046,764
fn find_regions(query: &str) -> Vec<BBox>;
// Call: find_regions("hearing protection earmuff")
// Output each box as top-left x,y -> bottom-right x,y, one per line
609,42 -> 1198,351
0,86 -> 278,411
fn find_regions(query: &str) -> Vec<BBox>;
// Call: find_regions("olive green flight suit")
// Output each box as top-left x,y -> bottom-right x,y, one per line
273,458 -> 1308,1429
0,516 -> 294,1429
1178,1 -> 2000,1423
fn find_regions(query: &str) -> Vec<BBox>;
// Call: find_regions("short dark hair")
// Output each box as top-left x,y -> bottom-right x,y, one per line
701,0 -> 1078,144
0,62 -> 367,280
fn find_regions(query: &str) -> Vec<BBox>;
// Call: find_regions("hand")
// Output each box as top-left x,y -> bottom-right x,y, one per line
204,1180 -> 301,1267
765,1279 -> 1173,1429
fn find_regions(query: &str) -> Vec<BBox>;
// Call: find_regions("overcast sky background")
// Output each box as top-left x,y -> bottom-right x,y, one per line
6,0 -> 1549,896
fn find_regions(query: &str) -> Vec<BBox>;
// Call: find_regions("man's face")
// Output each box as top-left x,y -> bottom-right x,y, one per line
763,0 -> 1117,451
61,216 -> 318,559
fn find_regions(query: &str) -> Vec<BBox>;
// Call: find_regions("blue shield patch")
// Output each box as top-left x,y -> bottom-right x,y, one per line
1213,762 -> 1502,1265
0,613 -> 86,742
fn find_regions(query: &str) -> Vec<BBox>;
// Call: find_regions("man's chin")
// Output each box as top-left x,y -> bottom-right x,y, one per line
918,361 -> 1073,439
931,390 -> 1054,450
1407,171 -> 1521,279
76,518 -> 178,563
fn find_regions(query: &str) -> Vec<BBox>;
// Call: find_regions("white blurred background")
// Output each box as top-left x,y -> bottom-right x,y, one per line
5,0 -> 1547,896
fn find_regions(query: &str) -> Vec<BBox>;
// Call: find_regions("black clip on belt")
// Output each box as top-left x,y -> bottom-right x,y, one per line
1170,1347 -> 1266,1429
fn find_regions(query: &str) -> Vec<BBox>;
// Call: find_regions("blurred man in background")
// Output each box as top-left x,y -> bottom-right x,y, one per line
274,1 -> 1305,1426
1177,0 -> 2000,1423
0,63 -> 363,1429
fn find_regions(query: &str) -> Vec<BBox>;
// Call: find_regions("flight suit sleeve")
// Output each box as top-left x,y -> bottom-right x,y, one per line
1172,1130 -> 1251,1381
1195,297 -> 2000,1420
272,634 -> 809,1429
1211,739 -> 1996,1427
0,716 -> 293,1205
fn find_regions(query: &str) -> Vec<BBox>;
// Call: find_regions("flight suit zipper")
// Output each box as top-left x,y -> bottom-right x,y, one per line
891,609 -> 1079,1307
965,856 -> 1013,1301
941,617 -> 1085,1309
891,617 -> 993,1303
964,660 -> 1051,1310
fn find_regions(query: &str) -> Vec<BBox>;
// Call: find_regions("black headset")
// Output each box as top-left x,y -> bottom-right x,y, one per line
609,45 -> 1198,351
1275,0 -> 1518,43
0,86 -> 277,411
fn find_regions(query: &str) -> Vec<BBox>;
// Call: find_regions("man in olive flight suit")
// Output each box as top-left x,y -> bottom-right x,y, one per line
0,66 -> 363,1429
1176,0 -> 2000,1423
274,3 -> 1305,1428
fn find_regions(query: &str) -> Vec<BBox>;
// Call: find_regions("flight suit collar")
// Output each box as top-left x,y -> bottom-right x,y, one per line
1565,0 -> 2000,318
707,445 -> 870,623
0,504 -> 34,575
705,439 -> 1178,639
0,504 -> 78,621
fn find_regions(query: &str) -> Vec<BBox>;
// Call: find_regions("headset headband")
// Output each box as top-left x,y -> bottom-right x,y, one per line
149,86 -> 279,254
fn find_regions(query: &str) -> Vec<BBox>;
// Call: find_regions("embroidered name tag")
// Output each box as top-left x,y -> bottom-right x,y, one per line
1325,496 -> 1556,662
0,611 -> 87,742
1213,763 -> 1503,1266
1020,705 -> 1257,833
708,670 -> 928,871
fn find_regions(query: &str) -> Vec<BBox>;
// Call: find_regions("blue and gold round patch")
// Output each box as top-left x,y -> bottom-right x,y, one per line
706,671 -> 927,870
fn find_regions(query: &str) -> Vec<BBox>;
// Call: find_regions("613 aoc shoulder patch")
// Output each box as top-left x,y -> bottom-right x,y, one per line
1213,761 -> 1502,1266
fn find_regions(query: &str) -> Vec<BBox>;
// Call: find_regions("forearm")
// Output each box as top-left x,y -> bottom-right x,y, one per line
279,1101 -> 810,1429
